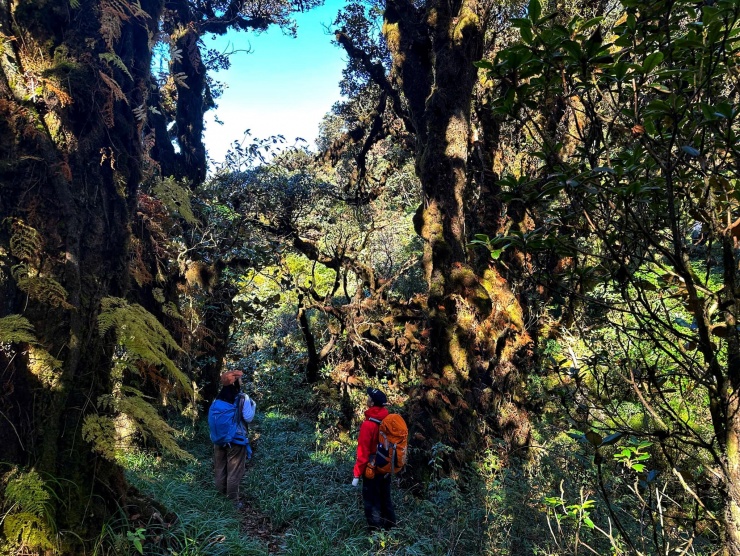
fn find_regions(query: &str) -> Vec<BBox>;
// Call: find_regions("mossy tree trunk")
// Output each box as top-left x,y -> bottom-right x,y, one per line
0,0 -> 161,550
377,0 -> 532,465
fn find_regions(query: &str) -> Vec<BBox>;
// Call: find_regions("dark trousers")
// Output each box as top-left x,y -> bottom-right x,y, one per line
362,474 -> 396,530
214,443 -> 246,502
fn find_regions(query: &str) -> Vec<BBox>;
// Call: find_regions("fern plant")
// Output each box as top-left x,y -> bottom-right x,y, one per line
1,468 -> 58,553
11,264 -> 74,309
83,297 -> 194,461
97,296 -> 190,391
5,218 -> 74,309
7,218 -> 42,263
0,314 -> 36,344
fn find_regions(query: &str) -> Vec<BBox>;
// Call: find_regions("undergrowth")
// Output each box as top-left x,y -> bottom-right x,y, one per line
105,411 -> 500,555
95,410 -> 719,555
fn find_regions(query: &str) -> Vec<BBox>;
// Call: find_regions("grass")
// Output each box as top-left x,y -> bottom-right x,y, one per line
105,410 -> 720,555
112,411 -> 497,556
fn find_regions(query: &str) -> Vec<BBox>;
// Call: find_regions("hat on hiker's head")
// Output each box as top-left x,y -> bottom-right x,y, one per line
220,370 -> 243,386
366,387 -> 387,406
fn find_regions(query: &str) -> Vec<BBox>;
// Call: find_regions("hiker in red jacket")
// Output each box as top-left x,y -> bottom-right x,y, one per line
352,387 -> 397,530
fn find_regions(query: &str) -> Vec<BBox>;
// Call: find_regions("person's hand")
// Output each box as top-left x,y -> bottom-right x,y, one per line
351,477 -> 359,487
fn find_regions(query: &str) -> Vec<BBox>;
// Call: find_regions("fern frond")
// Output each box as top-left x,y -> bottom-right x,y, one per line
3,513 -> 56,551
152,176 -> 196,224
4,469 -> 54,518
12,264 -> 74,309
7,218 -> 42,262
162,302 -> 184,321
84,394 -> 191,460
118,394 -> 192,459
169,45 -> 182,64
81,415 -> 118,460
99,2 -> 125,50
132,102 -> 147,122
98,297 -> 191,394
99,52 -> 132,81
0,314 -> 37,344
171,71 -> 189,89
40,78 -> 73,107
2,468 -> 57,552
128,0 -> 149,19
129,237 -> 153,287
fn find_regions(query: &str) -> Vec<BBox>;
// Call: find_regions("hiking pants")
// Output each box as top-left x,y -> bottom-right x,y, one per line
362,474 -> 396,530
213,443 -> 247,502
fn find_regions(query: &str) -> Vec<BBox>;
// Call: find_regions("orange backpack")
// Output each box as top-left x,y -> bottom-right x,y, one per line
366,414 -> 408,477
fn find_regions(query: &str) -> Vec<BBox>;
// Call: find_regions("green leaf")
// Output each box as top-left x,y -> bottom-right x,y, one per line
599,432 -> 623,447
528,0 -> 541,23
593,166 -> 615,174
650,83 -> 671,93
682,145 -> 700,157
583,515 -> 595,529
579,17 -> 603,31
641,52 -> 664,74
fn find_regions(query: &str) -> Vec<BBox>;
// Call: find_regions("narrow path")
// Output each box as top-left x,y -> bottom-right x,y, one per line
239,503 -> 285,554
239,429 -> 287,553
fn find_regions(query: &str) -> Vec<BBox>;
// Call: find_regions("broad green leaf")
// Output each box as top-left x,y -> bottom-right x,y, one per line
528,0 -> 541,23
641,52 -> 664,74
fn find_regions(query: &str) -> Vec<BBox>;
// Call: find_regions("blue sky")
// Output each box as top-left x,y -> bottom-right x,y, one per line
203,0 -> 347,164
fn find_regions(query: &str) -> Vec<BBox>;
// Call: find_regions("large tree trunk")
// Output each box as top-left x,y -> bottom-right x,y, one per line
0,0 -> 161,550
382,0 -> 532,467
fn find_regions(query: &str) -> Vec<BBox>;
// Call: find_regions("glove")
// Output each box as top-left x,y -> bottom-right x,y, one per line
351,477 -> 360,487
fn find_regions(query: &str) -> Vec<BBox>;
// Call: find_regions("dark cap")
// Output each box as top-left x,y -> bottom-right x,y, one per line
366,387 -> 387,406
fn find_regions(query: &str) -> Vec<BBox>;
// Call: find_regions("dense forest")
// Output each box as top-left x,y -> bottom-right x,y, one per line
1,0 -> 739,553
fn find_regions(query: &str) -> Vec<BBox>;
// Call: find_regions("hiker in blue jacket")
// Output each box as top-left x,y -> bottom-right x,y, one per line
210,370 -> 256,507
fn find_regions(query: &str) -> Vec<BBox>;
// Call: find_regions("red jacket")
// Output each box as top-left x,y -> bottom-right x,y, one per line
353,405 -> 389,478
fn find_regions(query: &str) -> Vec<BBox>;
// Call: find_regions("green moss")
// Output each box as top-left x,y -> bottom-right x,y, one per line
627,413 -> 646,431
448,332 -> 469,378
442,364 -> 457,384
452,8 -> 479,45
382,20 -> 401,52
438,407 -> 453,423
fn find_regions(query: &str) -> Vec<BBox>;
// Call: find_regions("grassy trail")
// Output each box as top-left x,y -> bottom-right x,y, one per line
123,411 -> 489,555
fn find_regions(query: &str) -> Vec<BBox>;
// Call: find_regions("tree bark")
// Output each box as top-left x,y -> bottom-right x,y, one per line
376,0 -> 532,465
0,0 -> 162,549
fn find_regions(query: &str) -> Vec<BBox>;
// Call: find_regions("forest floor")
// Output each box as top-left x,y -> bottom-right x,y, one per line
238,502 -> 284,554
123,409 -> 502,555
120,408 -> 722,555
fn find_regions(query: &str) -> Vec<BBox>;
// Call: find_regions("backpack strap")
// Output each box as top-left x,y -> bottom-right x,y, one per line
367,417 -> 383,425
236,393 -> 248,433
